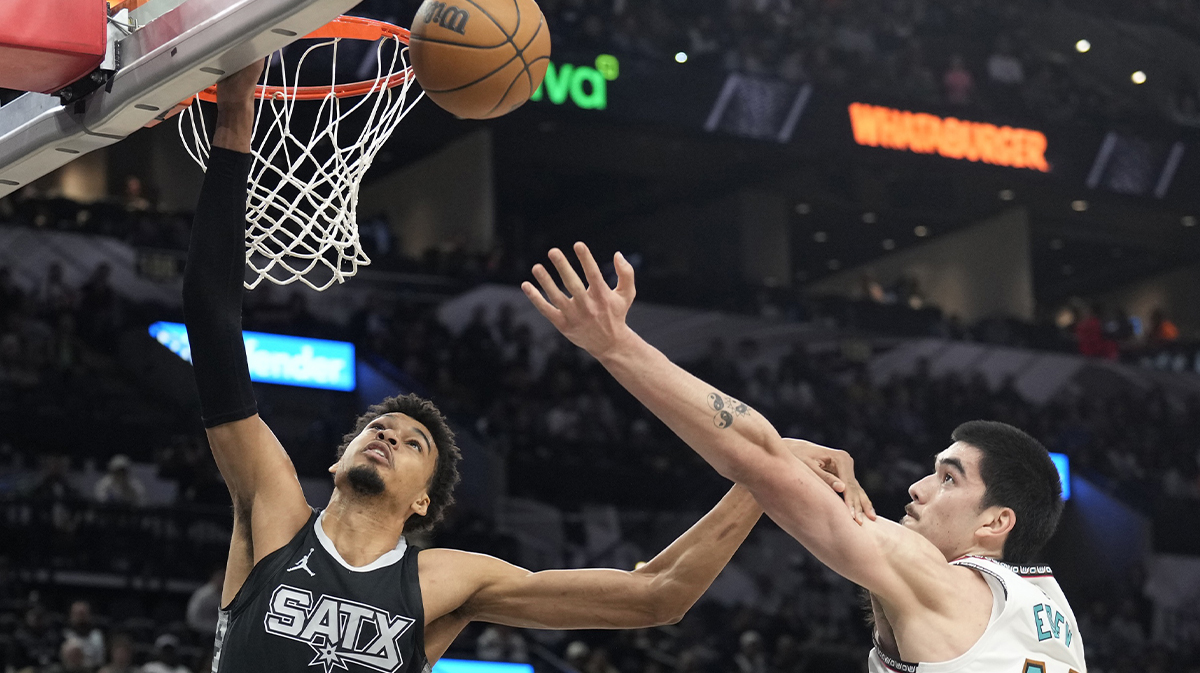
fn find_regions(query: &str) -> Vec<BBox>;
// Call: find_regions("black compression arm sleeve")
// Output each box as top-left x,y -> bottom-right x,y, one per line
182,147 -> 258,428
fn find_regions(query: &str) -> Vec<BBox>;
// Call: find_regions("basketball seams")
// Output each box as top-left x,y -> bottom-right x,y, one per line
517,16 -> 544,94
412,0 -> 548,117
480,12 -> 545,117
419,45 -> 523,93
409,34 -> 510,50
484,66 -> 530,117
462,0 -> 520,40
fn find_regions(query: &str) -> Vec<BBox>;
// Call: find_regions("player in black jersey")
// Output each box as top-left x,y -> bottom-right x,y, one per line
185,62 -> 873,673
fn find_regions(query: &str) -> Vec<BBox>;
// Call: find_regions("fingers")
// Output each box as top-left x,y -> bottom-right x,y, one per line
812,463 -> 846,493
547,248 -> 587,298
531,264 -> 570,308
614,251 -> 636,302
521,281 -> 563,327
574,242 -> 609,291
845,485 -> 877,525
861,491 -> 878,521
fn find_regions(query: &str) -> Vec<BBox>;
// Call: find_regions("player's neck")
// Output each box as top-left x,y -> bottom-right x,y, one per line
948,544 -> 1002,563
321,492 -> 409,566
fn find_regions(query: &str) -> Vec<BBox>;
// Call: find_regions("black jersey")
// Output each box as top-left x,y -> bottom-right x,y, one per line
212,509 -> 429,673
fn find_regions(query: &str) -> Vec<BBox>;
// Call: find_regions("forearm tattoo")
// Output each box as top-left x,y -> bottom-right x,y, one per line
708,392 -> 750,428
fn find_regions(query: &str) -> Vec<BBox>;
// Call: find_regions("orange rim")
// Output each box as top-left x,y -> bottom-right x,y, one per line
193,16 -> 412,103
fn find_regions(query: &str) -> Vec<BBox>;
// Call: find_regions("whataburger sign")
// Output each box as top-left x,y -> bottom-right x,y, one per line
847,103 -> 1050,172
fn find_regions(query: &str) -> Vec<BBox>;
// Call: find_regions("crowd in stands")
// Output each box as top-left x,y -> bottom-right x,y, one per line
3,283 -> 1198,670
3,205 -> 1200,669
825,273 -> 1199,372
357,0 -> 1200,126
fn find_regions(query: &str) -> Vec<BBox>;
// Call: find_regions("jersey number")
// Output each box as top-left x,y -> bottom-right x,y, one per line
1022,660 -> 1080,673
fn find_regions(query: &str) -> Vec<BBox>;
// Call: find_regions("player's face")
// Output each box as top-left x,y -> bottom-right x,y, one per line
331,413 -> 439,516
901,442 -> 993,560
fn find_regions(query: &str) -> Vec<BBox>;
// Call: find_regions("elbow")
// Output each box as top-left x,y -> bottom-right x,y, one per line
645,598 -> 685,627
656,607 -> 686,626
641,575 -> 691,627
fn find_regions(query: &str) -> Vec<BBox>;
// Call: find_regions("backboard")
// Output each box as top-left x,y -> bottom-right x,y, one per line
0,0 -> 364,198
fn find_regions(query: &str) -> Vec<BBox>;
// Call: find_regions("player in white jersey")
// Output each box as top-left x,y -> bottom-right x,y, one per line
868,557 -> 1084,673
523,243 -> 1087,673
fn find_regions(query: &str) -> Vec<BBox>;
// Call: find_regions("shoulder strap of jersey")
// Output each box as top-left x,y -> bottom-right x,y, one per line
406,546 -> 430,673
951,556 -> 1013,600
226,508 -> 320,616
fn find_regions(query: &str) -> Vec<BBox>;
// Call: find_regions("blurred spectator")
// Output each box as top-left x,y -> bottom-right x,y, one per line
78,263 -> 121,349
1147,308 -> 1180,345
565,640 -> 591,670
0,266 -> 22,319
1108,599 -> 1147,652
29,455 -> 79,502
186,567 -> 225,635
475,625 -> 529,663
734,630 -> 768,673
93,455 -> 146,506
122,176 -> 152,213
38,262 -> 76,317
12,605 -> 61,669
43,637 -> 93,673
97,634 -> 141,673
986,36 -> 1025,86
943,55 -> 974,106
582,647 -> 620,673
1075,304 -> 1119,359
1172,72 -> 1200,121
141,634 -> 188,673
63,600 -> 106,668
1105,307 -> 1135,347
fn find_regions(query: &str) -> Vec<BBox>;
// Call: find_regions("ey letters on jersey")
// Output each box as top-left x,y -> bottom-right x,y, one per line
264,585 -> 416,673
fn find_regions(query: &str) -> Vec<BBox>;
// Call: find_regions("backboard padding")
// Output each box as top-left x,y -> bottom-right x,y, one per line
0,0 -> 363,197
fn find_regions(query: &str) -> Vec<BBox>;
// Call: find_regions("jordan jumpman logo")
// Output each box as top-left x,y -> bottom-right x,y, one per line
286,548 -> 316,577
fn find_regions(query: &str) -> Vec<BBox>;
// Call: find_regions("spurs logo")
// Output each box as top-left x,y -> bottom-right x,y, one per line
287,548 -> 317,577
264,585 -> 415,673
421,1 -> 471,34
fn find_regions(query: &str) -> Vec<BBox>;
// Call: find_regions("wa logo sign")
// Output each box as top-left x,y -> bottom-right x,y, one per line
531,54 -> 618,110
149,321 -> 356,391
265,585 -> 415,673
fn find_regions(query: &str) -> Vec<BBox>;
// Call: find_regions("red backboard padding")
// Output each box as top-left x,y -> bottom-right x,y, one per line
0,0 -> 108,94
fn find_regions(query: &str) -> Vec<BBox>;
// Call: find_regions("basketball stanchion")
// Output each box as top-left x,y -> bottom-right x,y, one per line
178,16 -> 421,291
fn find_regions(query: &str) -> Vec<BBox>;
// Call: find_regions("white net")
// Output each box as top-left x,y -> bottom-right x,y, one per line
179,29 -> 423,291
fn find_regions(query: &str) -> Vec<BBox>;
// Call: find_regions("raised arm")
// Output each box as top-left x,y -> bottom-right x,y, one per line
519,245 -> 963,607
419,484 -> 761,647
182,62 -> 308,603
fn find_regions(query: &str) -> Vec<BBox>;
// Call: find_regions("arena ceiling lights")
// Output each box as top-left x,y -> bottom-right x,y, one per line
847,103 -> 1051,172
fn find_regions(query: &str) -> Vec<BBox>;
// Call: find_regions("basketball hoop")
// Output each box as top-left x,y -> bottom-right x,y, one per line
178,16 -> 422,291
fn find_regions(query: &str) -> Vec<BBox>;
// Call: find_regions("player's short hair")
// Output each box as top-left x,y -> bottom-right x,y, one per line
952,420 -> 1063,563
337,393 -> 461,534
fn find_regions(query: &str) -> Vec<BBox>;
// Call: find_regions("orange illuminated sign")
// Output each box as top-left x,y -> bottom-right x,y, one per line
848,103 -> 1050,172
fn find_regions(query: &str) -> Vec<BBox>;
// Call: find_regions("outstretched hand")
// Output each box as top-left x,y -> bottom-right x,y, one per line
783,439 -> 877,525
522,242 -> 637,359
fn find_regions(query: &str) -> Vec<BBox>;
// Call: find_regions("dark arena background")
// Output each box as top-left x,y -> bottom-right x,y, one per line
3,0 -> 1200,671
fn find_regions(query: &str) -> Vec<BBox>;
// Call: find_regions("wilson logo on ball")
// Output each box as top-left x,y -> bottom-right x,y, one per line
421,2 -> 471,34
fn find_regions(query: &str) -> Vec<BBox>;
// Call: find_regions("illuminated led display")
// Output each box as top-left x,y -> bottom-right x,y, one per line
433,661 -> 534,673
848,103 -> 1050,172
149,321 -> 356,391
530,55 -> 618,110
1050,452 -> 1071,501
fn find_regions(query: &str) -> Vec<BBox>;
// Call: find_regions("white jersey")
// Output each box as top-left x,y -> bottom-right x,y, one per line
868,557 -> 1087,673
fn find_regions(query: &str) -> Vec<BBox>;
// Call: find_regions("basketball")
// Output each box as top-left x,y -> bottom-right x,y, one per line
409,0 -> 551,119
